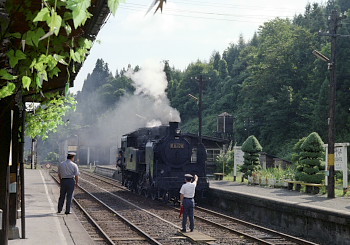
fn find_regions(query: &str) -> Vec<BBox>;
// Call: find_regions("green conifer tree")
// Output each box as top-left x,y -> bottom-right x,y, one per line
240,135 -> 262,179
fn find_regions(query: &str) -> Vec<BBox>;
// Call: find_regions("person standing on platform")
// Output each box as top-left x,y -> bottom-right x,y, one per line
57,152 -> 80,214
179,174 -> 198,232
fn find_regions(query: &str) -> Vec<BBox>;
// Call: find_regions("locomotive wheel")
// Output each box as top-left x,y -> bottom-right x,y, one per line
127,181 -> 132,190
162,191 -> 169,203
143,189 -> 149,198
150,190 -> 157,200
137,186 -> 142,195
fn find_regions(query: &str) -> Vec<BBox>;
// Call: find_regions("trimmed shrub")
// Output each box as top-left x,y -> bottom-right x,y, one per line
295,132 -> 325,184
240,135 -> 262,179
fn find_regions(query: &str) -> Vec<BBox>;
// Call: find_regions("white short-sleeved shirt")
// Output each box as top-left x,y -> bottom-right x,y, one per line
179,182 -> 197,198
58,159 -> 80,178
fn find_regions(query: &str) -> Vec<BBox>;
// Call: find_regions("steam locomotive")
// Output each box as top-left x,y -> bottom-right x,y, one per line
118,121 -> 209,202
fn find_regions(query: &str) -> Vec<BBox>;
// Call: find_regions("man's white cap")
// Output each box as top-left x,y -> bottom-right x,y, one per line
67,152 -> 76,156
184,174 -> 193,178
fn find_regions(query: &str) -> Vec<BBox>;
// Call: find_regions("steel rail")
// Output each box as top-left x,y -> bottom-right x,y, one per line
191,213 -> 275,245
50,173 -> 115,245
81,168 -> 127,190
195,206 -> 318,245
50,171 -> 162,245
81,169 -> 317,245
79,173 -> 181,230
73,197 -> 116,245
76,184 -> 162,245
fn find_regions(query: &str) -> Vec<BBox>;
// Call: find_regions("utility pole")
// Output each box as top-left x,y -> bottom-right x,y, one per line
190,75 -> 209,174
198,75 -> 203,144
319,10 -> 348,198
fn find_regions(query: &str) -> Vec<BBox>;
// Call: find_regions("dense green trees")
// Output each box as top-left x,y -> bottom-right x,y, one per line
167,0 -> 350,159
75,59 -> 134,126
44,0 -> 350,163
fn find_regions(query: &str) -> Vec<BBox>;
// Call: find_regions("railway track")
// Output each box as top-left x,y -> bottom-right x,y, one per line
192,206 -> 318,245
51,172 -> 164,244
87,168 -> 319,245
51,169 -> 319,244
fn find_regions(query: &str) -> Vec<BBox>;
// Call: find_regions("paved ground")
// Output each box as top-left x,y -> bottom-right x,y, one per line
8,168 -> 94,245
8,166 -> 350,244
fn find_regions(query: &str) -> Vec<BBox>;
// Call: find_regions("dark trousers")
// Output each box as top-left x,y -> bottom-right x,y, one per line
182,198 -> 195,230
58,178 -> 75,213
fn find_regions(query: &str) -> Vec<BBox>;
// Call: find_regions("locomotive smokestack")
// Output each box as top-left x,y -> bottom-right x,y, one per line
169,122 -> 179,137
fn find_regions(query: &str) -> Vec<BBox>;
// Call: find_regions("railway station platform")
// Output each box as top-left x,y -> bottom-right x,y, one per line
208,180 -> 350,244
209,180 -> 350,214
8,168 -> 94,245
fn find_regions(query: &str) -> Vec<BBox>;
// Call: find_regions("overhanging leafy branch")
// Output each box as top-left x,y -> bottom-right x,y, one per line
0,0 -> 123,99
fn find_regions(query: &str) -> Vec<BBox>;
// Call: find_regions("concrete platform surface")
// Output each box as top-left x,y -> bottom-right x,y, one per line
9,168 -> 94,245
209,180 -> 350,215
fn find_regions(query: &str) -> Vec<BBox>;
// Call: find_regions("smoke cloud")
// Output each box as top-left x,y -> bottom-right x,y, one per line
94,60 -> 181,150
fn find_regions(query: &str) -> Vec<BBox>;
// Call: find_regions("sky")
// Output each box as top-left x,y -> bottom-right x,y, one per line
71,0 -> 326,93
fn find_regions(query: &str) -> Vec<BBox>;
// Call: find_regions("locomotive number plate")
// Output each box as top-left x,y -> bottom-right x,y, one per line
170,143 -> 184,149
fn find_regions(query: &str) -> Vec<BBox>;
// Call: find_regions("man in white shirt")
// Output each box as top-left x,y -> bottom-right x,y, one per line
179,174 -> 198,232
57,152 -> 80,214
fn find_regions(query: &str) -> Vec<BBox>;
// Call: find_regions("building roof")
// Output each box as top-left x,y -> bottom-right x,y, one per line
183,132 -> 230,144
218,112 -> 232,117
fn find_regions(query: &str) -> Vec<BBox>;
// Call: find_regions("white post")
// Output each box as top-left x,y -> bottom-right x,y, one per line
343,146 -> 348,190
87,147 -> 90,166
233,146 -> 244,182
325,146 -> 328,186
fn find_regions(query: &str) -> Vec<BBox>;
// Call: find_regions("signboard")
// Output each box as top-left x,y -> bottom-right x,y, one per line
234,146 -> 244,166
233,146 -> 244,181
68,146 -> 78,151
335,147 -> 345,171
324,143 -> 349,189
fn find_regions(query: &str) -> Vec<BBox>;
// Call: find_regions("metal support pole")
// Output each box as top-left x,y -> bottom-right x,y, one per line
19,104 -> 26,238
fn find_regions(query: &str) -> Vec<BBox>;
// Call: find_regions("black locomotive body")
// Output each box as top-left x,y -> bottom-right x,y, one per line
119,122 -> 209,202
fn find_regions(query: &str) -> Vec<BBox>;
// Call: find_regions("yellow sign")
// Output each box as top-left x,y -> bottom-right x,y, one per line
328,153 -> 335,166
170,143 -> 184,149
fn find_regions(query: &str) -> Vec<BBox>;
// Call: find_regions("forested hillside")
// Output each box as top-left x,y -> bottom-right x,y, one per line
56,0 -> 350,161
166,0 -> 350,158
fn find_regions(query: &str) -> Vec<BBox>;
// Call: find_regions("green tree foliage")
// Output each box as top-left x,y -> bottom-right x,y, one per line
42,0 -> 350,164
216,142 -> 234,174
75,59 -> 134,125
211,51 -> 221,70
218,59 -> 229,79
45,152 -> 59,163
240,135 -> 262,178
0,0 -> 123,100
26,93 -> 76,140
291,137 -> 306,164
295,132 -> 325,183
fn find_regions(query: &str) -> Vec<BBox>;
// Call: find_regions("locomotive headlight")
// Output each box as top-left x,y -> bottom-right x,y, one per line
161,169 -> 164,174
176,129 -> 181,135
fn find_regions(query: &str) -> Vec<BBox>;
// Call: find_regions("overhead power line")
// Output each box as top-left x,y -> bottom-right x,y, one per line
171,0 -> 310,12
118,2 -> 301,23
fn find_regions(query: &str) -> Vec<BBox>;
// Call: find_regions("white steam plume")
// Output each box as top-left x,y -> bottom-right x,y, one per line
94,60 -> 181,150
